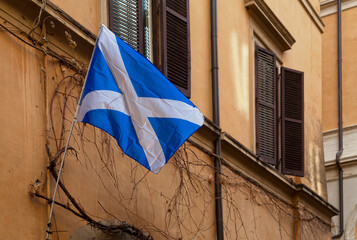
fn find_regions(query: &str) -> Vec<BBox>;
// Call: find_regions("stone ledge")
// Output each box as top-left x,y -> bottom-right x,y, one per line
245,0 -> 296,51
220,131 -> 338,223
0,0 -> 96,65
321,0 -> 357,17
190,126 -> 338,223
299,0 -> 325,33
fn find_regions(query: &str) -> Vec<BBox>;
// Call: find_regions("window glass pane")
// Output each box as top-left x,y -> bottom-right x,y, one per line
112,0 -> 140,51
143,0 -> 152,61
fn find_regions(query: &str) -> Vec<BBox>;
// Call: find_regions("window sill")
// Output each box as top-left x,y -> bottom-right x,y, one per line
190,120 -> 338,224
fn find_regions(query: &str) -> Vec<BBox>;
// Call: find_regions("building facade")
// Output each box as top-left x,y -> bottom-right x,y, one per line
0,0 -> 336,239
321,0 -> 357,239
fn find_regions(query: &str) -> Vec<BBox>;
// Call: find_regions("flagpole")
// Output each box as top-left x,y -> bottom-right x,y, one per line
45,25 -> 104,240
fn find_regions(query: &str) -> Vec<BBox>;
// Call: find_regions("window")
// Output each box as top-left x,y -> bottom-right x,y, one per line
255,46 -> 277,165
255,46 -> 304,177
161,0 -> 191,97
281,67 -> 304,176
108,0 -> 191,98
108,0 -> 151,59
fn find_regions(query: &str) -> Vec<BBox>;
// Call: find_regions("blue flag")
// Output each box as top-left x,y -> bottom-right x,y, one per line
76,25 -> 204,173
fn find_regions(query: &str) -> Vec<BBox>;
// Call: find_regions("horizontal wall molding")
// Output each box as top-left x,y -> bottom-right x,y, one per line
326,155 -> 357,167
323,124 -> 357,136
326,171 -> 357,182
219,131 -> 337,223
321,0 -> 357,17
0,0 -> 96,65
324,125 -> 357,164
189,122 -> 338,222
245,0 -> 296,51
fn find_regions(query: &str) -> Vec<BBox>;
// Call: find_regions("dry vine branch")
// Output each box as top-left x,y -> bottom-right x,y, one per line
9,20 -> 331,237
40,144 -> 153,240
37,64 -> 330,239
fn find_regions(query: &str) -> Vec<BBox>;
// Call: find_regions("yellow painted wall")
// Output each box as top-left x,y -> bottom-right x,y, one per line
45,57 -> 217,239
221,165 -> 294,239
0,0 -> 332,238
50,0 -> 101,33
47,0 -> 327,196
322,5 -> 357,237
216,0 -> 326,196
49,0 -> 214,119
322,12 -> 338,132
218,0 -> 252,149
190,0 -> 212,119
278,0 -> 326,196
322,7 -> 357,132
312,0 -> 322,14
0,31 -> 47,238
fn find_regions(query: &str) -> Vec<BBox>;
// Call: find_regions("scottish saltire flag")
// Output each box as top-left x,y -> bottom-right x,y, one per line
76,25 -> 204,173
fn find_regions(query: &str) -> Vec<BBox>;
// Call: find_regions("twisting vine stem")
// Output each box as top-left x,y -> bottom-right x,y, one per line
0,16 -> 330,239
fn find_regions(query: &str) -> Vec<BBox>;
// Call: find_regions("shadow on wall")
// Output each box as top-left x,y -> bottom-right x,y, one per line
69,221 -> 135,240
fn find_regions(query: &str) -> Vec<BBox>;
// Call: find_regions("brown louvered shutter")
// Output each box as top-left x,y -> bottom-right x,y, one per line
281,67 -> 304,177
109,0 -> 144,54
255,46 -> 277,165
162,0 -> 191,97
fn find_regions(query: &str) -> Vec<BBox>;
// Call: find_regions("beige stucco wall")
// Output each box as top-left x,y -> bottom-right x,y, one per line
322,6 -> 357,132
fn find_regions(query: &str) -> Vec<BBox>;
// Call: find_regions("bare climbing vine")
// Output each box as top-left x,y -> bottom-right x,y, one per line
0,14 -> 332,240
28,58 -> 331,240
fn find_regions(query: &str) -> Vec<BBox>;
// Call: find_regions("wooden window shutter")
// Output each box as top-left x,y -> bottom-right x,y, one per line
109,0 -> 144,54
162,0 -> 191,97
255,46 -> 277,165
281,67 -> 304,177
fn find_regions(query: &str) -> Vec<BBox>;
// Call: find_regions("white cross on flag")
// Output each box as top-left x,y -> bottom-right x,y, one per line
77,25 -> 204,173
